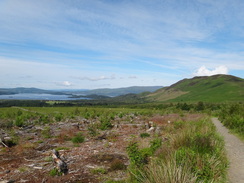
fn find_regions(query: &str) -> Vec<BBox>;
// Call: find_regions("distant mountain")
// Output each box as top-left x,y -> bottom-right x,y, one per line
147,75 -> 244,102
0,86 -> 163,97
73,86 -> 163,97
0,87 -> 64,95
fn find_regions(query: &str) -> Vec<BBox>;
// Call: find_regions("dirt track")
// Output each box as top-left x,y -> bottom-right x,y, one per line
212,118 -> 244,183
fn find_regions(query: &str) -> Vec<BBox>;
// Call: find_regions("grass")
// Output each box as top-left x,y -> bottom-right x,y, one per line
148,74 -> 244,102
49,168 -> 63,176
41,126 -> 52,138
71,132 -> 85,144
0,105 -> 231,182
91,167 -> 107,174
218,103 -> 244,140
140,133 -> 150,138
127,118 -> 228,183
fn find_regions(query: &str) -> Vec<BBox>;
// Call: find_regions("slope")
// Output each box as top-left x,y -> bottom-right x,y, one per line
147,74 -> 244,102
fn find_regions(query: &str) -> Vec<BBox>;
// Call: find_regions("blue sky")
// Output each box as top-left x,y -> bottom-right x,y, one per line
0,0 -> 244,89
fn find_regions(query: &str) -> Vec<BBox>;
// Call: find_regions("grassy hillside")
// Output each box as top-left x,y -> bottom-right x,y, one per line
148,74 -> 244,102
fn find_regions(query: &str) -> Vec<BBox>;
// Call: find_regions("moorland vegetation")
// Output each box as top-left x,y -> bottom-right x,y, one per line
0,74 -> 243,182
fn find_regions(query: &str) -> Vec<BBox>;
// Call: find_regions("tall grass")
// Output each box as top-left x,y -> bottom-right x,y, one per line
218,103 -> 244,139
139,158 -> 197,183
128,118 -> 228,183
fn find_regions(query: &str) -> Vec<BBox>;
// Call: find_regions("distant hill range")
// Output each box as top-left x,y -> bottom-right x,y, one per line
1,75 -> 243,103
0,86 -> 163,97
147,74 -> 244,102
69,86 -> 163,97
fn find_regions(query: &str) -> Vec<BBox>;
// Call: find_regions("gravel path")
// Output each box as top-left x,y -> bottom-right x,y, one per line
212,118 -> 244,183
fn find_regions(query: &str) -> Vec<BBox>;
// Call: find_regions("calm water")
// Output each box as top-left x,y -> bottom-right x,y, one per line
0,93 -> 88,100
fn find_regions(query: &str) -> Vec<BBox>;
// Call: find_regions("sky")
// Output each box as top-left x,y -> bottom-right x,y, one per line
0,0 -> 244,89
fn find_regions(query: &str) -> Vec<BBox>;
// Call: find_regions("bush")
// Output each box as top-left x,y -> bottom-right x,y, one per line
99,116 -> 113,130
219,104 -> 244,138
140,133 -> 150,138
55,113 -> 63,122
71,132 -> 85,144
41,126 -> 52,138
110,159 -> 126,171
49,168 -> 62,176
128,118 -> 228,183
88,124 -> 99,137
150,138 -> 162,153
126,142 -> 146,167
15,116 -> 24,127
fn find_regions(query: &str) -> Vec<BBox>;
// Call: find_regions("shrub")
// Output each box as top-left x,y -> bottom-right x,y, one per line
126,142 -> 146,167
41,126 -> 52,138
88,124 -> 99,137
99,116 -> 113,130
140,133 -> 150,138
55,113 -> 63,122
71,132 -> 85,144
15,116 -> 24,127
49,168 -> 62,176
150,138 -> 162,153
219,104 -> 244,138
110,159 -> 126,171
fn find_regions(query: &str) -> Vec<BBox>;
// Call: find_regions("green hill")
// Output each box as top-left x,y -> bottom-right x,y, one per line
147,74 -> 244,102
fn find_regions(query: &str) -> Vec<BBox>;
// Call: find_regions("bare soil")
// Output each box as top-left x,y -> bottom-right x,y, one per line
212,118 -> 244,183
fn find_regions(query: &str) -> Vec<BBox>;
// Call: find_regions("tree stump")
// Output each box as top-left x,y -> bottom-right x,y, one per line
52,149 -> 68,174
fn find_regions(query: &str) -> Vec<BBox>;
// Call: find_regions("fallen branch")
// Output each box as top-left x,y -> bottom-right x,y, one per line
0,137 -> 8,148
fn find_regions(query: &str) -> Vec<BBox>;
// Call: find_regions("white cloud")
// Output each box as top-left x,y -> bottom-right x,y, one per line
62,81 -> 72,86
75,74 -> 116,81
193,65 -> 229,76
54,81 -> 72,87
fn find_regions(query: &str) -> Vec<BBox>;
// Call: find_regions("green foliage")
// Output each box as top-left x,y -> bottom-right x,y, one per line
87,124 -> 99,137
39,115 -> 51,124
14,116 -> 24,127
99,115 -> 113,130
150,138 -> 162,153
41,126 -> 52,138
219,103 -> 244,139
129,118 -> 228,183
55,147 -> 70,151
148,74 -> 244,102
140,133 -> 150,138
49,168 -> 62,176
91,167 -> 107,174
54,113 -> 63,122
127,138 -> 162,168
195,101 -> 205,111
173,120 -> 184,129
104,180 -> 125,183
126,142 -> 146,167
71,132 -> 85,144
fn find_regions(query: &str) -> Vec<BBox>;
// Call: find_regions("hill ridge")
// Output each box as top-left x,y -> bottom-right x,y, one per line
147,74 -> 244,102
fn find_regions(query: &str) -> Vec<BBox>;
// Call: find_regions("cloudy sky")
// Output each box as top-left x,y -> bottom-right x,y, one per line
1,0 -> 244,89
